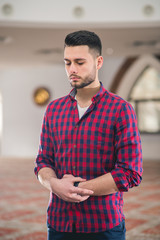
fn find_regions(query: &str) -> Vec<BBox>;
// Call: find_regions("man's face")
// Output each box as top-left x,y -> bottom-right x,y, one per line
64,45 -> 97,89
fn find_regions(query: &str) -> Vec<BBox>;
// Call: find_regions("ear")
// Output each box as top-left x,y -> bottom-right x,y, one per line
96,56 -> 103,70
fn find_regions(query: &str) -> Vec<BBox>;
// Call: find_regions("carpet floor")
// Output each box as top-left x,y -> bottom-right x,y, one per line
0,158 -> 160,240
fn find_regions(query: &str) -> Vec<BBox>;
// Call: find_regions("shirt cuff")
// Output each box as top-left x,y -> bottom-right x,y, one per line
34,164 -> 54,178
111,168 -> 129,192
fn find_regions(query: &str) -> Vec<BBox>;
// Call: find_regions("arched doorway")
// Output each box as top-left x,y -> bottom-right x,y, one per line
111,55 -> 160,160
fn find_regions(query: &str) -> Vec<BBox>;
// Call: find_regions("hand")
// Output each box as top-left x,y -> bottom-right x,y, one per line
50,174 -> 94,203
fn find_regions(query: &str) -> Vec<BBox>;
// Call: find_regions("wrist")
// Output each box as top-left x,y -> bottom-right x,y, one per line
78,181 -> 86,188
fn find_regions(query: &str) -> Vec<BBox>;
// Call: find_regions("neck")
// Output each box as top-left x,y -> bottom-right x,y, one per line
75,81 -> 101,107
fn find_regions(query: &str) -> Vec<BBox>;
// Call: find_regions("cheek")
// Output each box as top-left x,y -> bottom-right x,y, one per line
82,65 -> 92,73
86,65 -> 96,76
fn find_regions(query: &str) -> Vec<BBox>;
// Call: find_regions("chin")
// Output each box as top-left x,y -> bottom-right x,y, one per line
71,82 -> 81,89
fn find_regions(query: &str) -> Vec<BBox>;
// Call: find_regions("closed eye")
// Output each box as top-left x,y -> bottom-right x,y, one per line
77,62 -> 84,65
64,60 -> 71,65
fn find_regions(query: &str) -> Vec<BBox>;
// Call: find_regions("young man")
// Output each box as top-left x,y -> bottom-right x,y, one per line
34,30 -> 143,240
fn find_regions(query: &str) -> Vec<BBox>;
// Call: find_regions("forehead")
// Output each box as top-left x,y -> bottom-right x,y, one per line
64,45 -> 92,59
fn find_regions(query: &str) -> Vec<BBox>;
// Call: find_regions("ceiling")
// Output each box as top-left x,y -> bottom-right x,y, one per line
0,25 -> 160,68
0,0 -> 160,68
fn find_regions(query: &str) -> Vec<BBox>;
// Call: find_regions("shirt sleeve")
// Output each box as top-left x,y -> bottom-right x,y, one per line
111,102 -> 143,192
34,105 -> 55,177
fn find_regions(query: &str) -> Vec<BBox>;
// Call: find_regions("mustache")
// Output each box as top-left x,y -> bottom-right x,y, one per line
69,74 -> 81,79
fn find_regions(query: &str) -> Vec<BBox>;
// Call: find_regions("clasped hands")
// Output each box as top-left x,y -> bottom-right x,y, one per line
50,174 -> 94,203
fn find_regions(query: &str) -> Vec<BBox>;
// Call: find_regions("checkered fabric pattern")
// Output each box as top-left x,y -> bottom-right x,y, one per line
34,82 -> 143,233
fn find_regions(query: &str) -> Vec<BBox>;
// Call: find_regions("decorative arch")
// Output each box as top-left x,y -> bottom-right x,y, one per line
111,55 -> 160,134
111,55 -> 160,100
110,57 -> 137,94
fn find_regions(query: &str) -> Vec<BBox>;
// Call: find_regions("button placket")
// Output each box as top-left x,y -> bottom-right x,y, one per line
72,122 -> 79,174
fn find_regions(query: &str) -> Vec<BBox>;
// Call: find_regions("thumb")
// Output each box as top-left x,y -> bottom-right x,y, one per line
73,177 -> 87,182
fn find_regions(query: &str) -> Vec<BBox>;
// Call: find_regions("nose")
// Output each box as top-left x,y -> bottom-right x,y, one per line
68,63 -> 78,75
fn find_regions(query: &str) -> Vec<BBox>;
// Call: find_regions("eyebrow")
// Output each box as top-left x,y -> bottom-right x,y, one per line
64,58 -> 86,61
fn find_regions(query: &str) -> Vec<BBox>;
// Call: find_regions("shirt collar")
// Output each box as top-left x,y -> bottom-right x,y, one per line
69,82 -> 106,103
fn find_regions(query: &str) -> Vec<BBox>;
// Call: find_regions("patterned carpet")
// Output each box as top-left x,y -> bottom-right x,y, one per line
0,158 -> 160,240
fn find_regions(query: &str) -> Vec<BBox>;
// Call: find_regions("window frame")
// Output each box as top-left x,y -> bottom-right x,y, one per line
128,65 -> 160,134
128,98 -> 160,134
111,55 -> 160,134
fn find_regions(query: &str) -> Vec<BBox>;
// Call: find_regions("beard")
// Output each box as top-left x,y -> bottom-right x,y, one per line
71,77 -> 94,89
70,68 -> 96,89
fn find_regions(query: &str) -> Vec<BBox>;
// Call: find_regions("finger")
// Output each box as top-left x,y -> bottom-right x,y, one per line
73,187 -> 94,196
79,195 -> 90,202
75,195 -> 90,202
63,174 -> 74,178
72,177 -> 87,182
69,193 -> 90,202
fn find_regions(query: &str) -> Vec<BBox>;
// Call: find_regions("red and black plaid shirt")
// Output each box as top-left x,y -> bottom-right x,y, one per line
34,83 -> 142,233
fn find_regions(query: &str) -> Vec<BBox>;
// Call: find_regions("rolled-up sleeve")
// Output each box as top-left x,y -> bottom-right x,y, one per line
111,103 -> 143,192
34,105 -> 55,177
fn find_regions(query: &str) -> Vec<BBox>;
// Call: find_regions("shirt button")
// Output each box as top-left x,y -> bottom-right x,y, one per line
73,145 -> 76,148
75,125 -> 78,128
73,166 -> 76,170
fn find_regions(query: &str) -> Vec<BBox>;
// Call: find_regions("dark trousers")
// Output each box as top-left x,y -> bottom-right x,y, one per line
47,220 -> 126,240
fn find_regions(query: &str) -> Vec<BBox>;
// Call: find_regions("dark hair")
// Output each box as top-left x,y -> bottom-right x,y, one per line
64,30 -> 102,56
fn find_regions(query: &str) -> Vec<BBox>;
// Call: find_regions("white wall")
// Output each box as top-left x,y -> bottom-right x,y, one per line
0,65 -> 70,158
100,57 -> 125,89
0,58 -> 124,158
1,56 -> 159,160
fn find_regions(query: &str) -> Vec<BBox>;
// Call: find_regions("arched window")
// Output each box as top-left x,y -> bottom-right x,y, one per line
113,55 -> 160,134
129,66 -> 160,133
111,55 -> 160,160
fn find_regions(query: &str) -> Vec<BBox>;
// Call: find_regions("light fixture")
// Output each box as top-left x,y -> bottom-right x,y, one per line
33,87 -> 51,106
36,48 -> 62,55
143,4 -> 154,17
1,3 -> 13,16
133,40 -> 158,47
73,6 -> 85,18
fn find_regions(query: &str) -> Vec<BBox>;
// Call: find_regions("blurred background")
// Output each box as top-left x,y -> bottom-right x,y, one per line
0,0 -> 160,159
0,0 -> 160,240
